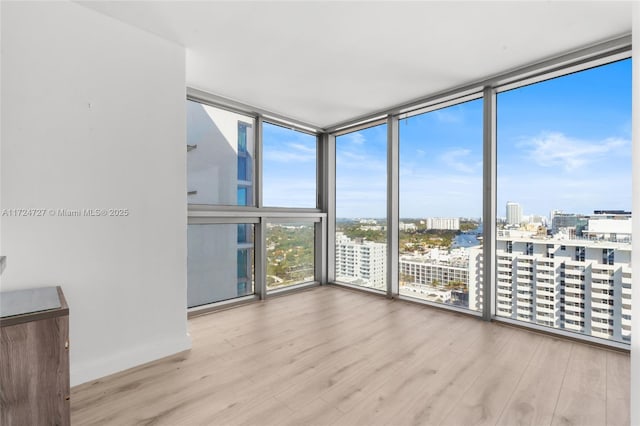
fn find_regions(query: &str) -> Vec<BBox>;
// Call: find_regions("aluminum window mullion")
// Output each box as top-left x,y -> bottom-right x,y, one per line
262,117 -> 319,136
188,210 -> 325,219
387,115 -> 399,298
315,218 -> 327,284
396,92 -> 483,121
482,86 -> 497,321
265,217 -> 321,224
332,117 -> 388,136
316,134 -> 322,211
323,35 -> 629,133
187,87 -> 323,133
188,216 -> 260,225
324,133 -> 337,283
255,218 -> 267,300
255,115 -> 264,208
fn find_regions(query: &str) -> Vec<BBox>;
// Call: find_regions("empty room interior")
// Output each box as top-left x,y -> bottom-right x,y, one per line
1,1 -> 639,425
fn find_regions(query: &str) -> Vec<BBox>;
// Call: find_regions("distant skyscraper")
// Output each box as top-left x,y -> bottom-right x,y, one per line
506,202 -> 522,226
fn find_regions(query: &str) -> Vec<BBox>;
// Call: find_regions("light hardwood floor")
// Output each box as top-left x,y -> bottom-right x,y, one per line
71,286 -> 630,426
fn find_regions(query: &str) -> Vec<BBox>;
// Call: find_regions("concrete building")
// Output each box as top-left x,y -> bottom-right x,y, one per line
506,202 -> 522,226
495,231 -> 632,342
467,245 -> 484,312
400,247 -> 482,311
551,213 -> 588,235
399,222 -> 417,232
584,214 -> 632,242
187,103 -> 255,307
335,232 -> 387,290
425,217 -> 460,230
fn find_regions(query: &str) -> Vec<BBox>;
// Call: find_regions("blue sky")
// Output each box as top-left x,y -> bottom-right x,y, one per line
336,123 -> 388,219
334,58 -> 632,220
262,122 -> 317,208
497,58 -> 631,219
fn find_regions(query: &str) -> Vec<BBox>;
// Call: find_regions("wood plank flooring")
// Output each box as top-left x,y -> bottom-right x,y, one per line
71,286 -> 630,426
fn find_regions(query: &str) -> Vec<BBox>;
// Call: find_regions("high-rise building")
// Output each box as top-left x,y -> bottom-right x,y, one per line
467,245 -> 484,311
335,232 -> 387,290
506,202 -> 522,226
495,233 -> 631,342
187,103 -> 255,307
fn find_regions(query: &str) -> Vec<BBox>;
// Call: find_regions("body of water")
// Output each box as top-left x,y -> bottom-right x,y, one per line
452,224 -> 483,248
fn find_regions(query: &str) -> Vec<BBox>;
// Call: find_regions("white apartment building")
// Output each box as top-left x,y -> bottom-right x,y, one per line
467,245 -> 484,312
335,232 -> 387,290
399,222 -> 417,232
583,216 -> 632,242
495,233 -> 631,342
187,102 -> 255,307
506,202 -> 522,226
399,253 -> 468,287
399,248 -> 482,311
425,217 -> 460,230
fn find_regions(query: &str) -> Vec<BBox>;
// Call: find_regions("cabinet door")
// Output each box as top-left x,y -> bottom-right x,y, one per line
1,316 -> 70,426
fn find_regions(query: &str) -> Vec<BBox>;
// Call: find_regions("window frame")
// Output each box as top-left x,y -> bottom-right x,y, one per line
325,36 -> 631,349
261,120 -> 320,209
186,91 -> 326,316
185,35 -> 631,350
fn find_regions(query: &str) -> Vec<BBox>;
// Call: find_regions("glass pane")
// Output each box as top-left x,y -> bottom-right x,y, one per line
496,59 -> 632,344
188,223 -> 254,307
237,187 -> 248,206
335,123 -> 387,291
266,222 -> 315,291
399,99 -> 483,311
187,100 -> 255,206
262,122 -> 317,208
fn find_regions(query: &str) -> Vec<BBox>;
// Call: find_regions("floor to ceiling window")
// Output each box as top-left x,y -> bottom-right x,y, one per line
399,98 -> 483,311
496,58 -> 632,343
335,123 -> 388,291
185,43 -> 630,349
187,101 -> 324,308
187,101 -> 257,307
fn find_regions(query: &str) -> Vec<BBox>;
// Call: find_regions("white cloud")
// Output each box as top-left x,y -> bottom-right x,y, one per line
345,132 -> 365,145
338,151 -> 366,163
518,132 -> 629,172
433,108 -> 462,124
264,142 -> 316,163
439,148 -> 477,174
288,142 -> 316,154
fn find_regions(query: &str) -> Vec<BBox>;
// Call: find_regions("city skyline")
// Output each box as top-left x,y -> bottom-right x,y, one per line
333,58 -> 631,219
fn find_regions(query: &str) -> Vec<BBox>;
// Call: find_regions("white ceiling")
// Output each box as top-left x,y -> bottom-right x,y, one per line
78,1 -> 632,129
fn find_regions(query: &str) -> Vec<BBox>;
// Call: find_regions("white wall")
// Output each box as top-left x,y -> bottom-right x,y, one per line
632,4 -> 639,424
0,1 -> 190,386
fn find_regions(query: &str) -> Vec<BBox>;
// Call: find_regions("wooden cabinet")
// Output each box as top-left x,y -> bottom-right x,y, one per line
0,286 -> 70,426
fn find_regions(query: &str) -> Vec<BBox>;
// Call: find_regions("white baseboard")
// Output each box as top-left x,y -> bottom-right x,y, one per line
70,333 -> 192,387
